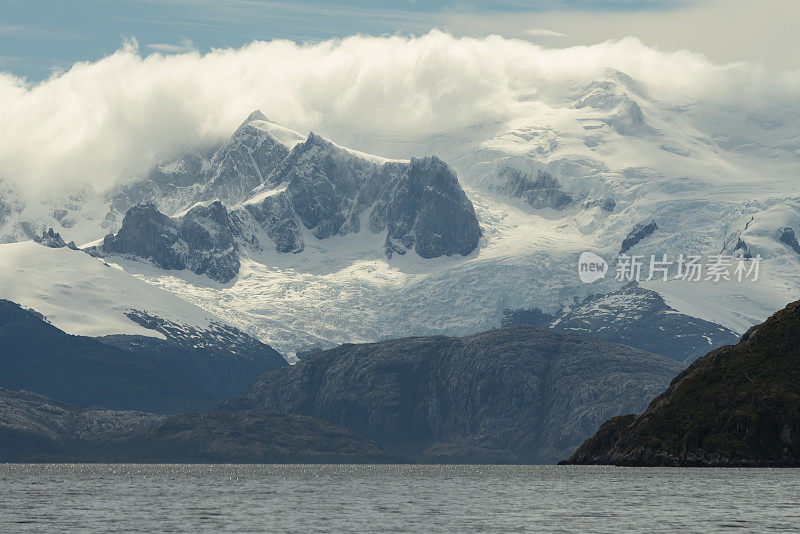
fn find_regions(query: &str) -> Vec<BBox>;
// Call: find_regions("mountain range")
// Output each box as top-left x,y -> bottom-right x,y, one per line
1,67 -> 800,465
5,72 -> 800,360
503,283 -> 740,362
0,309 -> 680,463
228,326 -> 682,464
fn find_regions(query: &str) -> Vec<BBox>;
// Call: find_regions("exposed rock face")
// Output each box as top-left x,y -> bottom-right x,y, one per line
777,226 -> 800,255
0,388 -> 394,463
228,326 -> 682,464
97,202 -> 182,267
620,218 -> 658,254
268,132 -> 376,239
375,156 -> 481,258
33,228 -> 78,249
562,300 -> 800,467
178,201 -> 240,281
731,236 -> 752,259
96,201 -> 240,283
264,133 -> 481,258
231,190 -> 305,254
501,308 -> 556,328
95,120 -> 481,278
194,111 -> 290,205
497,168 -> 573,210
582,197 -> 616,212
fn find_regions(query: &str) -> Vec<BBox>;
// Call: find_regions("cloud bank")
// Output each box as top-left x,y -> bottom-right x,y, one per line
1,30 -> 799,193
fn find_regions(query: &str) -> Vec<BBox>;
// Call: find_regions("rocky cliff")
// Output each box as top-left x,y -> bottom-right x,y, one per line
96,201 -> 240,283
228,326 -> 682,464
496,168 -> 573,210
620,219 -> 658,254
238,131 -> 481,258
562,300 -> 800,466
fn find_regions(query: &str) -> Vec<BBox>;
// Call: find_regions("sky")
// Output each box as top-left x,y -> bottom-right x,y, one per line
2,0 -> 799,80
0,0 -> 798,194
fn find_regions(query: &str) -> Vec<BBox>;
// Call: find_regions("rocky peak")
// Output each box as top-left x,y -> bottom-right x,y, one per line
192,114 -> 290,206
96,201 -> 240,283
377,156 -> 481,258
303,131 -> 332,149
34,228 -> 78,250
242,109 -> 269,124
269,133 -> 376,239
546,283 -> 740,362
777,226 -> 800,255
92,117 -> 482,279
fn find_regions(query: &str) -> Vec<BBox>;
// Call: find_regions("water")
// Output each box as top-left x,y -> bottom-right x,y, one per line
1,464 -> 798,532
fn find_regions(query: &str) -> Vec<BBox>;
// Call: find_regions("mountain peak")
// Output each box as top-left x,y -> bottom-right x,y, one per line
231,110 -> 271,135
304,131 -> 332,148
244,110 -> 269,124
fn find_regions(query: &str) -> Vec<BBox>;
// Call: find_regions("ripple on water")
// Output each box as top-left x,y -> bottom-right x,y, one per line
1,465 -> 799,533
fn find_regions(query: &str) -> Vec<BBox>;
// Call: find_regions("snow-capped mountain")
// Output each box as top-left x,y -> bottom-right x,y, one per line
87,121 -> 481,282
504,284 -> 740,362
3,68 -> 800,358
0,238 -> 287,397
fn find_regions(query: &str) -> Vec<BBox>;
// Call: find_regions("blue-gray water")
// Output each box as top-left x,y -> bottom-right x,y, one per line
1,464 -> 798,532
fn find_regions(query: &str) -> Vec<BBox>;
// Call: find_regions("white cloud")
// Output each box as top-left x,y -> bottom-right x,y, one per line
526,28 -> 566,38
0,30 -> 798,194
146,37 -> 196,54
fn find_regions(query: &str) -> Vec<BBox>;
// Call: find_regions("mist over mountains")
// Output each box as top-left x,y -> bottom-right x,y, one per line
2,31 -> 799,196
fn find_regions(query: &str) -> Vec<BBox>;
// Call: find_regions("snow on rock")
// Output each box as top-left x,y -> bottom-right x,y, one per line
0,241 -> 220,339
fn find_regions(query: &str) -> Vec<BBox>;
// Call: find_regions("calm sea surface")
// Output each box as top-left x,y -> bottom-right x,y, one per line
0,464 -> 798,532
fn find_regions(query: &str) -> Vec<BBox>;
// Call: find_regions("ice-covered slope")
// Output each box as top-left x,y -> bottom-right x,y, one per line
0,240 -> 235,339
0,240 -> 289,396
